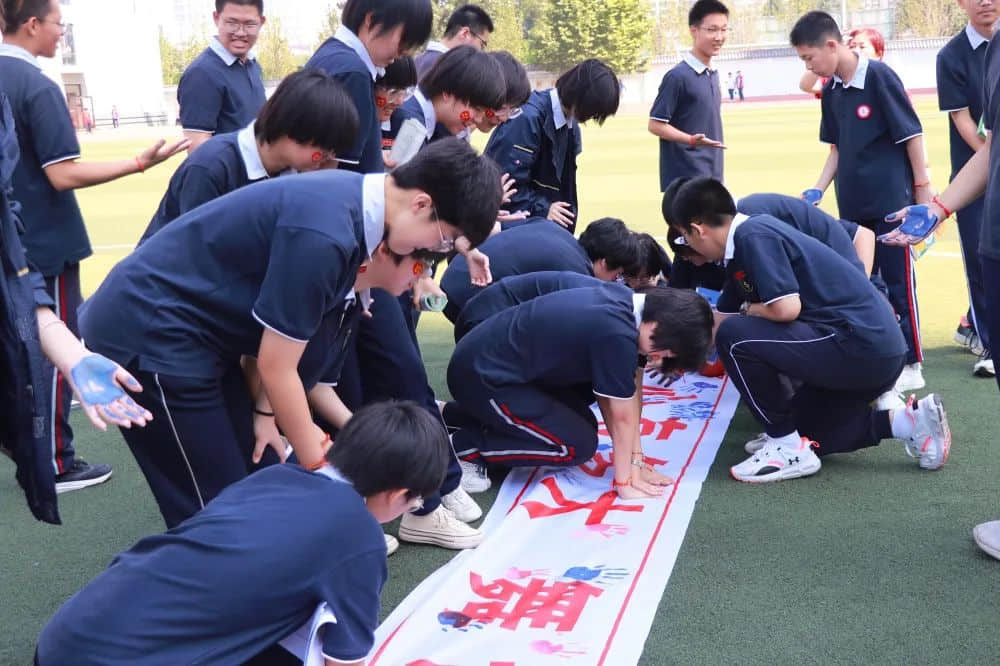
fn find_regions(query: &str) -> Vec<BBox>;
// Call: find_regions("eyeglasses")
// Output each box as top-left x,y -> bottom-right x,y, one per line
40,18 -> 67,32
471,31 -> 488,49
222,19 -> 262,35
429,206 -> 455,253
375,86 -> 414,105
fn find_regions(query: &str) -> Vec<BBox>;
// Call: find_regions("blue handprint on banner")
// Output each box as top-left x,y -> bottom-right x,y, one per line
560,565 -> 629,586
669,401 -> 715,420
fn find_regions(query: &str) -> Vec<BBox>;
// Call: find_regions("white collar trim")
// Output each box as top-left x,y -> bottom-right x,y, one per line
724,213 -> 750,264
833,54 -> 869,90
335,25 -> 383,80
632,293 -> 646,329
683,51 -> 712,74
0,44 -> 40,69
237,122 -> 269,180
550,88 -> 574,130
362,174 -> 386,258
966,24 -> 990,50
426,40 -> 449,54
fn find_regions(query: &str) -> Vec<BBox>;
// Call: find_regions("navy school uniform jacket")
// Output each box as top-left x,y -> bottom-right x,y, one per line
440,222 -> 594,321
454,271 -> 603,341
36,465 -> 387,665
79,171 -> 373,380
484,89 -> 581,225
0,92 -> 59,524
981,36 -> 1000,260
716,215 -> 906,359
306,36 -> 383,174
938,26 -> 989,179
819,57 -> 922,221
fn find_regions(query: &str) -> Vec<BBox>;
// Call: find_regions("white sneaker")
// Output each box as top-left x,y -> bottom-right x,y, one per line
874,389 -> 906,412
744,432 -> 768,454
900,394 -> 951,470
730,437 -> 821,484
384,533 -> 399,556
460,460 -> 491,494
973,520 -> 1000,561
441,486 -> 483,523
973,352 -> 995,378
894,363 -> 926,392
398,505 -> 484,549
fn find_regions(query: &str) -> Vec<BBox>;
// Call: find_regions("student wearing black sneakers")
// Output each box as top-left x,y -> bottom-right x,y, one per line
669,178 -> 951,484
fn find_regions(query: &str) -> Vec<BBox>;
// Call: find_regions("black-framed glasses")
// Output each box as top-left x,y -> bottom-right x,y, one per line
222,18 -> 262,35
471,31 -> 488,49
429,206 -> 455,253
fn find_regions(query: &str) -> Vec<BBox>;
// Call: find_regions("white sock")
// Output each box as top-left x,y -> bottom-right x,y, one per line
767,431 -> 801,448
890,408 -> 915,440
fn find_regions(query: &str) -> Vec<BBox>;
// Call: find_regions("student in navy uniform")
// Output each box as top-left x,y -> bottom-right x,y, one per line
626,233 -> 673,289
306,0 -> 433,174
937,4 -> 995,377
485,59 -> 621,233
665,227 -> 726,291
78,138 -> 500,528
376,56 -> 418,153
414,3 -> 493,78
668,178 -> 950,484
445,285 -> 712,498
440,217 -> 642,323
178,0 -> 267,154
454,271 -> 602,342
387,45 -> 504,147
141,69 -> 359,244
648,0 -> 727,193
36,402 -> 448,666
472,51 -> 531,137
793,11 -> 931,394
0,84 -> 152,525
1,0 -> 187,493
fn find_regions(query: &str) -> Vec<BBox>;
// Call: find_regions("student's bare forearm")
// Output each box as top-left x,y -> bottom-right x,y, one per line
647,119 -> 695,144
36,307 -> 88,376
44,158 -> 141,191
813,146 -> 838,191
905,135 -> 930,184
746,295 -> 801,322
598,394 -> 639,483
260,367 -> 324,466
240,356 -> 274,412
938,134 -> 992,213
307,385 -> 353,431
950,109 -> 985,153
852,227 -> 876,276
183,130 -> 211,153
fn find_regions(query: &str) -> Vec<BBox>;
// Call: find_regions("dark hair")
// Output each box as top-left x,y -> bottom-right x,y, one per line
341,0 -> 433,53
326,401 -> 449,500
255,69 -> 359,157
578,217 -> 641,275
633,233 -> 672,281
443,3 -> 493,38
789,11 -> 841,48
641,286 -> 714,374
2,0 -> 51,34
688,0 -> 728,26
555,59 -> 620,125
667,227 -> 701,261
491,51 -> 531,108
669,177 -> 736,232
420,45 -> 506,109
391,136 -> 501,247
376,55 -> 418,90
661,176 -> 690,227
215,0 -> 263,14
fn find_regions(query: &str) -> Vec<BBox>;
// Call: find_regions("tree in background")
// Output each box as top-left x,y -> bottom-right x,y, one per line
158,29 -> 209,86
316,2 -> 341,45
531,0 -> 652,75
894,0 -> 964,38
257,17 -> 298,80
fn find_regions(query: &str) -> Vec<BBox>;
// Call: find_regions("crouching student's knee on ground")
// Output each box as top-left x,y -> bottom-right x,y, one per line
35,402 -> 448,666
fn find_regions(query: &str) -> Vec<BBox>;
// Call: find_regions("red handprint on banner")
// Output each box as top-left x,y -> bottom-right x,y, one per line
522,476 -> 644,525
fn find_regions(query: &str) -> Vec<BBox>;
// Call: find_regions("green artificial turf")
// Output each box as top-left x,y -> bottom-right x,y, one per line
2,100 -> 998,665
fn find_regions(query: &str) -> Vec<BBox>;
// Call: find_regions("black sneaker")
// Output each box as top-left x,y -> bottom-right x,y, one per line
54,459 -> 113,494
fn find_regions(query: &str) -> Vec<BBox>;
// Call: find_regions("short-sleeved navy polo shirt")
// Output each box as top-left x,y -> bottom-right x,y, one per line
668,258 -> 726,291
79,171 -> 373,378
440,222 -> 594,318
938,27 -> 989,178
0,45 -> 90,277
721,215 -> 906,358
455,271 -> 602,341
306,31 -> 383,174
449,283 -> 641,399
820,57 -> 923,220
178,39 -> 266,136
649,54 -> 724,191
36,464 -> 387,665
981,37 -> 1000,260
139,125 -> 267,244
299,296 -> 363,390
736,193 -> 863,273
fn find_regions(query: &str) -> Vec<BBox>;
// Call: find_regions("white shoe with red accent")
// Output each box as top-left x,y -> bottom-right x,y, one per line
744,433 -> 768,454
901,394 -> 951,470
730,437 -> 821,484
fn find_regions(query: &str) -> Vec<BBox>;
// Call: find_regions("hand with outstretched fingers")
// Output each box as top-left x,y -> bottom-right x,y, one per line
880,204 -> 943,246
69,354 -> 152,430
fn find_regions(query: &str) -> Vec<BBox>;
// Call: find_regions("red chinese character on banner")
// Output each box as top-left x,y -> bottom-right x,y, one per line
642,385 -> 697,403
522,476 -> 643,525
458,573 -> 603,631
597,417 -> 687,441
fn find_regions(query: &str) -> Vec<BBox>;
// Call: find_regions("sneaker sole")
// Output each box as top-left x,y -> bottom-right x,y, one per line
55,469 -> 113,494
973,365 -> 996,378
729,458 -> 821,484
397,526 -> 483,549
920,395 -> 951,470
972,526 -> 1000,561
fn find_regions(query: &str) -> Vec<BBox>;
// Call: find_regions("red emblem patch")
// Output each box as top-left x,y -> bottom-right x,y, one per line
856,104 -> 872,120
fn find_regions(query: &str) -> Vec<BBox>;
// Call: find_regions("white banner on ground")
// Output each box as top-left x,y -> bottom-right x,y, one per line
368,373 -> 741,666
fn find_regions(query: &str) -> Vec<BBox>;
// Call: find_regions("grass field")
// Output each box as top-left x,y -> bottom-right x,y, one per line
2,99 -> 999,664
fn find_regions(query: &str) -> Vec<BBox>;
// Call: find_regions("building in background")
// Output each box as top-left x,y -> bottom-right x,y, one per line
45,0 -> 168,127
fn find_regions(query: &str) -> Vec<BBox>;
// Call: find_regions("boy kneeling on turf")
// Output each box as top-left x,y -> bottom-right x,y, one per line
36,401 -> 448,666
669,178 -> 950,483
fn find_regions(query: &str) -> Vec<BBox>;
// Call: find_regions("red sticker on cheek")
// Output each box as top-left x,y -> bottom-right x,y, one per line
460,110 -> 471,122
375,96 -> 387,108
311,152 -> 323,163
485,109 -> 496,119
413,261 -> 425,276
